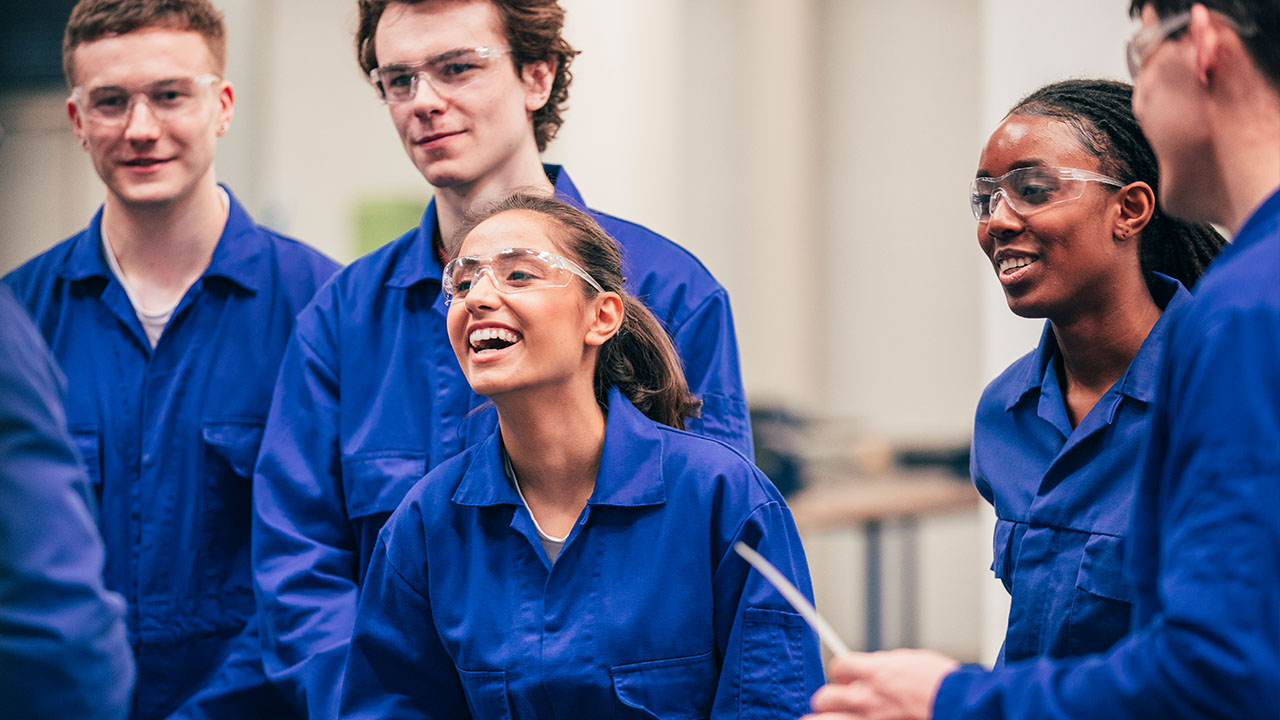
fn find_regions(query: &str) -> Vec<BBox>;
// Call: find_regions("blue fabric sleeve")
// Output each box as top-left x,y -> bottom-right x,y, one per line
933,306 -> 1280,719
253,304 -> 354,720
339,523 -> 469,719
711,500 -> 825,718
0,286 -> 135,720
671,288 -> 755,460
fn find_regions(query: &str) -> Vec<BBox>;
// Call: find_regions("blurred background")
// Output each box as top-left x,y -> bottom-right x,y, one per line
0,0 -> 1136,664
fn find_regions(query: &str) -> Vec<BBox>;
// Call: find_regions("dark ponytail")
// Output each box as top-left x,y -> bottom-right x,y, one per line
451,194 -> 702,429
1010,78 -> 1226,292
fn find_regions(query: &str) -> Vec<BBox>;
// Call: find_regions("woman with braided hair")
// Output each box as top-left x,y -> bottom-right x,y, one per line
967,78 -> 1225,666
805,78 -> 1226,719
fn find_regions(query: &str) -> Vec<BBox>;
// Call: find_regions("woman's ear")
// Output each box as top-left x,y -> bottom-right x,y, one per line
1115,180 -> 1157,242
584,292 -> 624,347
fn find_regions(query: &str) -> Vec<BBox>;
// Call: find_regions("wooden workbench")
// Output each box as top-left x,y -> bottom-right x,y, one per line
786,471 -> 981,651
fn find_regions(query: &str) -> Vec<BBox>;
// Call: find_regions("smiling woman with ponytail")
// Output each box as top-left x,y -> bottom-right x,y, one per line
339,193 -> 822,719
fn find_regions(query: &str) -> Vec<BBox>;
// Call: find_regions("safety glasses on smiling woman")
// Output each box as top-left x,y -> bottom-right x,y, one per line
442,248 -> 605,305
970,166 -> 1126,222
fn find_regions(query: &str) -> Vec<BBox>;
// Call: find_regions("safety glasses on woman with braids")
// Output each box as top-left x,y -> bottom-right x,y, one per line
970,166 -> 1125,222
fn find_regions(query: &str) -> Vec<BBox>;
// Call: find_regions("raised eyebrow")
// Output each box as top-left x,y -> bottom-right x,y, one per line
382,48 -> 483,73
148,78 -> 192,88
378,59 -> 417,72
89,78 -> 189,93
975,159 -> 1050,179
1010,159 -> 1050,171
428,47 -> 486,64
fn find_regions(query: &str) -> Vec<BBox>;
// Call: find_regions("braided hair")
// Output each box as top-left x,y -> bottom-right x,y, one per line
1010,78 -> 1226,292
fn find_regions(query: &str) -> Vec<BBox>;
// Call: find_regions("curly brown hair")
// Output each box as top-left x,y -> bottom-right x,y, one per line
356,0 -> 578,151
62,0 -> 227,88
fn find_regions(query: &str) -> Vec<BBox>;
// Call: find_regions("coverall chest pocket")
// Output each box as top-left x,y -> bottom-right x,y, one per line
1068,533 -> 1133,657
68,425 -> 103,521
611,650 -> 717,719
199,420 -> 263,615
990,518 -> 1018,594
341,452 -> 426,575
456,668 -> 513,719
738,608 -> 812,719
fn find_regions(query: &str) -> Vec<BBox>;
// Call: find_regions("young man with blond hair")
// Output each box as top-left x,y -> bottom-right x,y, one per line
4,1 -> 338,716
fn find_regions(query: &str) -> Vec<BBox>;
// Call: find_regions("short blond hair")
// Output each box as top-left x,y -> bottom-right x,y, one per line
63,0 -> 227,87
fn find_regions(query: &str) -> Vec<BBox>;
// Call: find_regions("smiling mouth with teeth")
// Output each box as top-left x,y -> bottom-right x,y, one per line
469,327 -> 521,353
998,256 -> 1038,274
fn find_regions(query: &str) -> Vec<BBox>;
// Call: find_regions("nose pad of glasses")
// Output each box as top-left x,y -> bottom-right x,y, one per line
987,187 -> 1014,221
410,70 -> 447,105
123,96 -> 161,132
467,266 -> 502,298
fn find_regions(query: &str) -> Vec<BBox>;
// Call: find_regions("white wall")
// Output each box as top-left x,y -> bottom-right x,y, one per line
552,0 -> 829,409
820,0 -> 983,442
556,0 -> 988,436
0,93 -> 100,272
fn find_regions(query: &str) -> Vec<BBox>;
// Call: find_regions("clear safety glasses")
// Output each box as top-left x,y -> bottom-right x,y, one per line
1125,10 -> 1195,78
442,247 -> 605,305
71,74 -> 221,125
369,46 -> 511,103
970,166 -> 1125,222
1125,9 -> 1256,79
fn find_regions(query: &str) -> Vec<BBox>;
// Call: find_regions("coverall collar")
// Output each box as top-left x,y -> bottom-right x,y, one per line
452,386 -> 668,509
1003,272 -> 1190,413
54,184 -> 265,295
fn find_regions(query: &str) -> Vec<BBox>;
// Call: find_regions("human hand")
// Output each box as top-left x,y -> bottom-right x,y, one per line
801,649 -> 961,720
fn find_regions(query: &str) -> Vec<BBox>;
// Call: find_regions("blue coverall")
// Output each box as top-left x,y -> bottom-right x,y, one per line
0,284 -> 134,720
4,189 -> 339,720
972,274 -> 1188,663
253,164 -> 752,718
340,387 -> 821,719
936,189 -> 1280,717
